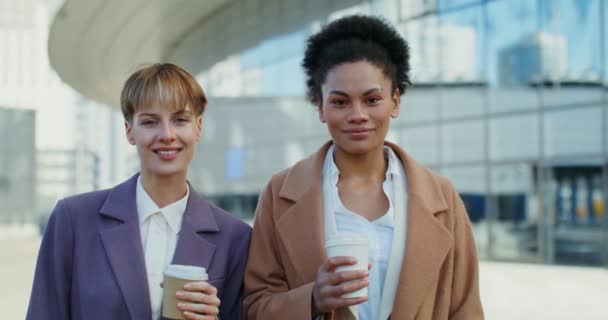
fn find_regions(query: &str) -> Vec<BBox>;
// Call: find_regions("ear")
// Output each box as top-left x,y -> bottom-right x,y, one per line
124,120 -> 136,145
196,115 -> 203,141
390,88 -> 400,119
318,103 -> 326,123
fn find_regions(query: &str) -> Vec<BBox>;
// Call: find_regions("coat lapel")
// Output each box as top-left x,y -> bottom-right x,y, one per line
171,186 -> 219,268
388,142 -> 453,320
99,174 -> 152,320
275,143 -> 328,286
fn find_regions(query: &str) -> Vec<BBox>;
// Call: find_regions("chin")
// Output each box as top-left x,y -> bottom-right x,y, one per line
336,140 -> 380,155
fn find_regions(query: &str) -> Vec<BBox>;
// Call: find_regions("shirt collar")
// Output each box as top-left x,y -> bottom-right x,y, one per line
136,176 -> 189,234
328,144 -> 402,183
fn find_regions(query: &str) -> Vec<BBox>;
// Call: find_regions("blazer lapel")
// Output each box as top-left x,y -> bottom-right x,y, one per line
171,187 -> 219,268
99,174 -> 152,320
387,142 -> 453,320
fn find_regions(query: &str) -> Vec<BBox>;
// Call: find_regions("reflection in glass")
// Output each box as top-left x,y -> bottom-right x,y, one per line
489,163 -> 539,261
438,6 -> 483,83
487,0 -> 537,87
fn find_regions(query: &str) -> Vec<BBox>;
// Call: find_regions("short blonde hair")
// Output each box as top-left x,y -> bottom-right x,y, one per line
120,63 -> 207,122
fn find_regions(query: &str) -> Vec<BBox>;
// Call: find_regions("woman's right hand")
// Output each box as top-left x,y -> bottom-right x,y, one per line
311,256 -> 369,316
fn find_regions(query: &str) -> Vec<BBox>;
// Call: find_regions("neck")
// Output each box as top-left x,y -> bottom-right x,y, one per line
140,171 -> 188,208
333,143 -> 387,182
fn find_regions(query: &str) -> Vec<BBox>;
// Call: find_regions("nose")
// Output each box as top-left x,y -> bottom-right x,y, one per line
347,101 -> 368,123
158,122 -> 176,142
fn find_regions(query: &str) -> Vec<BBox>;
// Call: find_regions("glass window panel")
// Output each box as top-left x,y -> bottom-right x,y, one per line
489,163 -> 539,261
441,120 -> 484,163
438,5 -> 483,83
438,0 -> 482,11
490,113 -> 539,161
399,126 -> 438,165
539,0 -> 602,103
399,0 -> 437,20
544,106 -> 602,157
440,86 -> 484,118
488,0 -> 537,87
400,17 -> 441,83
488,87 -> 538,113
278,55 -> 305,96
542,86 -> 602,107
261,62 -> 281,96
544,159 -> 606,266
397,88 -> 439,124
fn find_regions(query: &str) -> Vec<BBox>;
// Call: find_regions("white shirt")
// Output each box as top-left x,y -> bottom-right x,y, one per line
325,145 -> 401,320
136,176 -> 189,320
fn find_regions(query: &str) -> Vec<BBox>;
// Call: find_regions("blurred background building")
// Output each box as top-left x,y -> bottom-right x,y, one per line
1,0 -> 607,268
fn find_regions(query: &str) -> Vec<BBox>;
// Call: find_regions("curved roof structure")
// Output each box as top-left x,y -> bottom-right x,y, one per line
48,0 -> 362,107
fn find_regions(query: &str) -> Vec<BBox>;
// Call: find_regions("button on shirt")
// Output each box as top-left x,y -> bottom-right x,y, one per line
137,177 -> 189,320
327,146 -> 401,320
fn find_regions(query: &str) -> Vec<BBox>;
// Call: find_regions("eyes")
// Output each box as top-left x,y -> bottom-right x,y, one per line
139,116 -> 191,126
328,96 -> 382,107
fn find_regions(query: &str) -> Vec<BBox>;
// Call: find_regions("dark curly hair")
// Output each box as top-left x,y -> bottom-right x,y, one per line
302,15 -> 411,106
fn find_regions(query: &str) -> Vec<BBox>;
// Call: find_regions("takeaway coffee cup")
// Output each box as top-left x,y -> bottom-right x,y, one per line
325,235 -> 369,298
162,265 -> 208,319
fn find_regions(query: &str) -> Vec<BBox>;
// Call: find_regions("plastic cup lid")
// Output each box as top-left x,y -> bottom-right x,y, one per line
163,265 -> 207,280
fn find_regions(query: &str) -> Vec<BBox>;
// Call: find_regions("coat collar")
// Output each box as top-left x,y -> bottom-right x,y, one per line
276,141 -> 453,320
98,173 -> 219,319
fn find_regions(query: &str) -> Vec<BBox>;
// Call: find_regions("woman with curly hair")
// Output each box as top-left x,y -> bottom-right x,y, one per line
244,15 -> 484,320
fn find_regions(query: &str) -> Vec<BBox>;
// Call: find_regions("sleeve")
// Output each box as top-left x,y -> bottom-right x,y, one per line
448,186 -> 485,320
219,224 -> 252,320
243,180 -> 317,320
26,199 -> 74,320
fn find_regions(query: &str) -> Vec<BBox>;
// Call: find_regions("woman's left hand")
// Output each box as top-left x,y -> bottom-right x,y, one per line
176,281 -> 221,320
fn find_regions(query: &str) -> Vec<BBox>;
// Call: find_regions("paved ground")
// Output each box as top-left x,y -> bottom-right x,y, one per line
2,235 -> 607,319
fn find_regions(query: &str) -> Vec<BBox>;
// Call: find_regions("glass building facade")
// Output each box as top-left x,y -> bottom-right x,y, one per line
195,0 -> 608,266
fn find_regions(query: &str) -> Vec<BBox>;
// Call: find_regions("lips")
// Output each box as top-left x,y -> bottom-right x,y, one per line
343,127 -> 373,139
344,128 -> 373,133
153,147 -> 182,160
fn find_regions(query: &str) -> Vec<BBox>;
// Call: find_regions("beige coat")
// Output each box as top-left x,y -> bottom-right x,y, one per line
244,141 -> 484,320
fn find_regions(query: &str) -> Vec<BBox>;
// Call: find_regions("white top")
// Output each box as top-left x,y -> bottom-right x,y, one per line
137,176 -> 189,320
324,145 -> 402,320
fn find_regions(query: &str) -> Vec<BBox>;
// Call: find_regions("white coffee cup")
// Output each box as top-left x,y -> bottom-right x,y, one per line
325,235 -> 369,298
162,265 -> 208,319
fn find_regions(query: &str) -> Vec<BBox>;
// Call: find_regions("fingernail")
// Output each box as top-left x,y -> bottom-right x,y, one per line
176,291 -> 184,297
183,283 -> 192,289
178,303 -> 185,308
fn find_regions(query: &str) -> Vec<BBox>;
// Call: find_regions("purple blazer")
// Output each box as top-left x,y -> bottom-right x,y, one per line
26,174 -> 251,320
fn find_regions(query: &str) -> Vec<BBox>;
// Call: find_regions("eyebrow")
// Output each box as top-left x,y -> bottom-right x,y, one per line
137,113 -> 159,118
137,110 -> 192,118
329,87 -> 383,97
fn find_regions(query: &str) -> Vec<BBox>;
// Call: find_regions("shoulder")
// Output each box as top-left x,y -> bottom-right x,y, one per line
61,188 -> 112,210
51,188 -> 112,220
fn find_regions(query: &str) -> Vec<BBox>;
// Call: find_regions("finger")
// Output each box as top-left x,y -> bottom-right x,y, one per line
321,278 -> 369,298
321,296 -> 368,310
176,291 -> 220,306
183,310 -> 217,320
368,263 -> 372,270
184,281 -> 218,295
327,270 -> 368,285
324,256 -> 357,272
178,302 -> 219,316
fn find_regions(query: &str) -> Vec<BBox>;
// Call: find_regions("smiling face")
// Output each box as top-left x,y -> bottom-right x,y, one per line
125,103 -> 202,180
319,60 -> 400,156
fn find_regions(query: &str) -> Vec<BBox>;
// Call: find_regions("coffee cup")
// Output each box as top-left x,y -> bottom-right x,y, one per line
162,265 -> 208,319
325,235 -> 369,298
